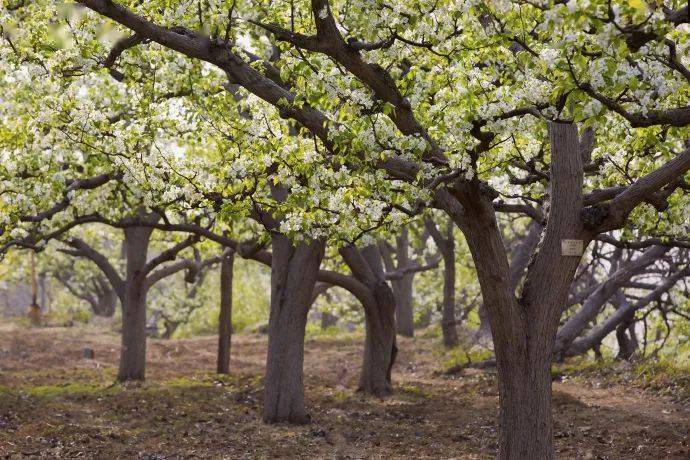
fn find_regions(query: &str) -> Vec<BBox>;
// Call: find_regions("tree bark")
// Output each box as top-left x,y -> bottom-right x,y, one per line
425,217 -> 458,347
436,122 -> 585,459
263,235 -> 325,424
341,244 -> 397,396
440,245 -> 458,347
217,250 -> 234,374
392,273 -> 414,337
118,226 -> 153,382
381,228 -> 414,337
496,349 -> 554,459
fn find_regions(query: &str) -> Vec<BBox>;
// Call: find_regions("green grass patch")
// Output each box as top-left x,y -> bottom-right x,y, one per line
556,356 -> 690,402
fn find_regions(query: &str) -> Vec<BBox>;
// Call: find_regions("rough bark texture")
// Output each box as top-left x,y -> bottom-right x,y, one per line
341,245 -> 398,396
118,226 -> 153,382
263,235 -> 325,424
217,250 -> 234,374
498,122 -> 585,460
437,122 -> 585,459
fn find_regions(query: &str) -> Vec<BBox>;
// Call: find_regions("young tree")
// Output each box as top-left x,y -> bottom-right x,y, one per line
425,216 -> 459,347
217,248 -> 234,374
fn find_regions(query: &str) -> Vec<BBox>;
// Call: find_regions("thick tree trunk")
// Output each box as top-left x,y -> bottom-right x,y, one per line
118,226 -> 153,382
436,122 -> 585,459
340,244 -> 397,396
217,250 -> 234,374
359,277 -> 397,396
263,235 -> 325,424
496,349 -> 554,459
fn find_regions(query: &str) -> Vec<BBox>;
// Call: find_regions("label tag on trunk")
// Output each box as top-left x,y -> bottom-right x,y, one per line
561,239 -> 584,256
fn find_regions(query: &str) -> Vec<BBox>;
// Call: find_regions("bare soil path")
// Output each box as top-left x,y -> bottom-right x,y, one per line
0,322 -> 688,459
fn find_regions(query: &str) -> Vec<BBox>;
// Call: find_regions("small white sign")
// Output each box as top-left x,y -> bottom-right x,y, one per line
561,239 -> 584,257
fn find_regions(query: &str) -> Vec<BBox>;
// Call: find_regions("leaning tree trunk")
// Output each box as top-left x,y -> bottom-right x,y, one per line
263,235 -> 325,424
217,250 -> 234,374
118,226 -> 153,382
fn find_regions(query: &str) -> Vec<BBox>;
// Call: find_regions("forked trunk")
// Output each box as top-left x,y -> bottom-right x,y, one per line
118,226 -> 153,382
436,122 -> 586,459
217,250 -> 234,374
263,235 -> 325,424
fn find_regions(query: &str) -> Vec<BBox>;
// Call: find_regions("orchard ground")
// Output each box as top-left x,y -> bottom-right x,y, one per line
0,321 -> 688,459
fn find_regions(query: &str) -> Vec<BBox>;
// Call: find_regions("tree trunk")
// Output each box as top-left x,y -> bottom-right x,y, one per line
476,304 -> 493,342
394,229 -> 414,337
435,121 -> 585,459
359,279 -> 397,396
320,311 -> 338,329
340,244 -> 398,396
440,223 -> 458,347
217,250 -> 235,374
496,349 -> 554,459
263,235 -> 325,424
94,283 -> 118,317
118,226 -> 153,382
614,292 -> 637,360
392,274 -> 414,337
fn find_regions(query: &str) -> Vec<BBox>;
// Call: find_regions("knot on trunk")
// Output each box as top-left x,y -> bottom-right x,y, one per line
581,203 -> 610,230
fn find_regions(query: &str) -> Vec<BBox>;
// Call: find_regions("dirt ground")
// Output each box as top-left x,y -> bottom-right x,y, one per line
0,322 -> 688,459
